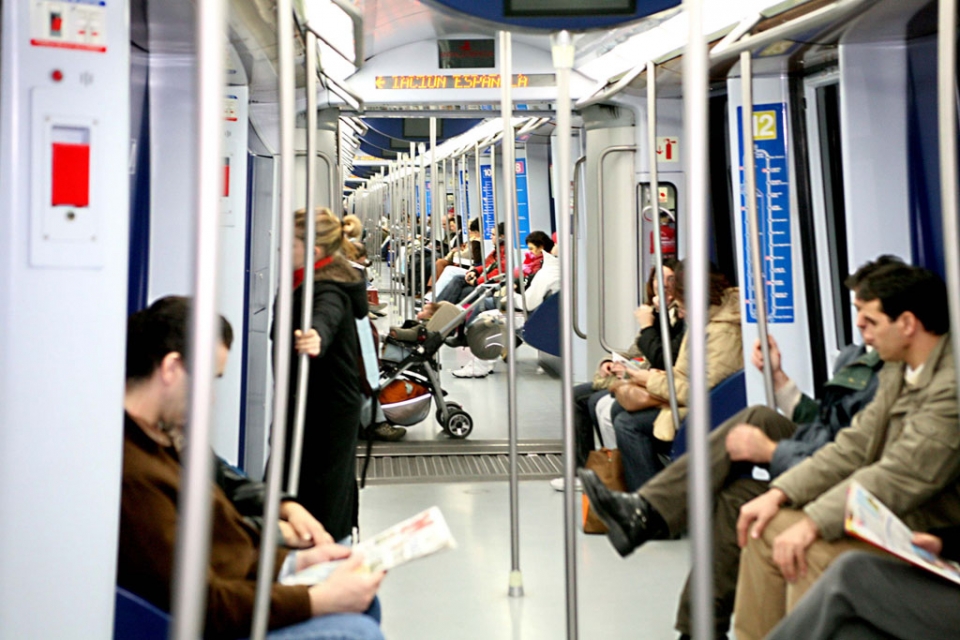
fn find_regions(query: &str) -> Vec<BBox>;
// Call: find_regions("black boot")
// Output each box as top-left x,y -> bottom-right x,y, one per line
578,469 -> 667,557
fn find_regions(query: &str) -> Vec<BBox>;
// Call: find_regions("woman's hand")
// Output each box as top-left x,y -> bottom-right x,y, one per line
294,329 -> 321,357
634,304 -> 656,329
624,367 -> 651,386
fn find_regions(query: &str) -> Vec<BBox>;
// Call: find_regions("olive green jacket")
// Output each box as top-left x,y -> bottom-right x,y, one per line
773,335 -> 960,540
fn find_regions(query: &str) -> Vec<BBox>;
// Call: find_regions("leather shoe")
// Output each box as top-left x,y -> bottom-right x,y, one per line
578,469 -> 666,557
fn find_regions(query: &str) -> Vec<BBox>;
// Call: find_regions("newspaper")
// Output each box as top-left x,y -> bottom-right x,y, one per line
610,352 -> 643,371
281,506 -> 456,586
845,482 -> 960,586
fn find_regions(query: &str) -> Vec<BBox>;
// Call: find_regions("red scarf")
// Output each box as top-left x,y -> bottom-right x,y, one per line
293,256 -> 333,290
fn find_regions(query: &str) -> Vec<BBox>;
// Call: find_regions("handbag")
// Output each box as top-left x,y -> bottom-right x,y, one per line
612,382 -> 665,412
581,417 -> 628,534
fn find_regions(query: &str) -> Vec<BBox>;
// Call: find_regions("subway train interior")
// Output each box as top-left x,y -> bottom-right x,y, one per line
2,0 -> 960,638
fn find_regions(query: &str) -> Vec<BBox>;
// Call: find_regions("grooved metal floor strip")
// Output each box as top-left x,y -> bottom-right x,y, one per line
357,451 -> 564,485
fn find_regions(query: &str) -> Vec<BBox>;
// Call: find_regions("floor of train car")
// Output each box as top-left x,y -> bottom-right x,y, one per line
357,264 -> 695,639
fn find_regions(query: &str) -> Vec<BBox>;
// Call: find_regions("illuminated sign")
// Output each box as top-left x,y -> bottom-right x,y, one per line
374,74 -> 555,90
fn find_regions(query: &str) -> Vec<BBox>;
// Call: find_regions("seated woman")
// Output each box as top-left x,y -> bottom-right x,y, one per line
430,217 -> 483,299
434,222 -> 507,306
518,230 -> 554,286
556,261 -> 686,491
609,261 -> 741,491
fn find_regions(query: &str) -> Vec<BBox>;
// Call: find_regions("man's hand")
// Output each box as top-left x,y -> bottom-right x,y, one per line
737,488 -> 788,547
751,335 -> 791,391
771,516 -> 820,582
294,329 -> 321,357
308,554 -> 385,616
464,270 -> 477,285
725,425 -> 777,463
634,304 -> 655,329
281,501 -> 334,547
295,542 -> 352,571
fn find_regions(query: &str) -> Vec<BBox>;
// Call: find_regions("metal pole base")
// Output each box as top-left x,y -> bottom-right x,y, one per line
508,570 -> 525,597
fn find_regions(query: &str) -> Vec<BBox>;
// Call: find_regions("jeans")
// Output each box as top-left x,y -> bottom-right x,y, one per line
573,383 -> 609,466
255,598 -> 383,640
613,407 -> 665,491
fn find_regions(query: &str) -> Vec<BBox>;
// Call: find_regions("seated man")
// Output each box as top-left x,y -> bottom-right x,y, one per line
435,222 -> 507,306
766,527 -> 960,640
579,257 -> 894,639
732,264 -> 959,640
118,296 -> 385,639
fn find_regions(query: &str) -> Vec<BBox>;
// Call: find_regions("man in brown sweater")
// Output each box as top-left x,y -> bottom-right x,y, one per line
118,296 -> 385,639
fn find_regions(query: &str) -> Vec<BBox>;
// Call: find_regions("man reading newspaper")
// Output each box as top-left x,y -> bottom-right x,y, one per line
732,265 -> 960,640
767,484 -> 960,639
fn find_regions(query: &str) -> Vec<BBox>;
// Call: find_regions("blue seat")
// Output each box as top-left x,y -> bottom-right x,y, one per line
114,586 -> 169,640
669,369 -> 746,460
520,293 -> 560,357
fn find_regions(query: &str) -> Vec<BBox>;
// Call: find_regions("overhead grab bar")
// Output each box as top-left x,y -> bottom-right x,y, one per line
572,156 -> 587,340
597,145 -> 637,354
740,51 -> 777,408
169,0 -> 227,638
646,61 -> 682,439
938,0 -> 960,430
250,0 -> 296,637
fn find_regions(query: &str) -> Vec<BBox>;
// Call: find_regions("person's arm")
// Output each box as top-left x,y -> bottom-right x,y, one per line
310,288 -> 348,359
803,369 -> 960,540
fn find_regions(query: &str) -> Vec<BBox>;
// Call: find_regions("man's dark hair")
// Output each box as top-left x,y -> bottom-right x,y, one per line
856,264 -> 949,335
468,218 -> 480,233
843,255 -> 904,290
673,260 -> 730,307
126,296 -> 234,382
497,221 -> 505,237
525,230 -> 555,253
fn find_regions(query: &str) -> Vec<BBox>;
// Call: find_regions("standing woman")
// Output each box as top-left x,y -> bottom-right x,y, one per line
279,207 -> 368,541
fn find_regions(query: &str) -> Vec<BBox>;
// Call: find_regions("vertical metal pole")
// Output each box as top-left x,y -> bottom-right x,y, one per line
418,143 -> 428,307
596,146 -> 636,353
475,142 -> 488,262
250,0 -> 296,637
499,29 -> 524,598
684,0 -> 715,638
389,162 -> 398,326
740,51 -> 777,408
491,143 -> 502,276
409,143 -> 417,319
647,62 -> 682,436
553,30 -> 578,639
939,0 -> 960,414
431,118 -> 439,293
169,1 -> 226,638
286,29 -> 319,495
572,156 -> 587,340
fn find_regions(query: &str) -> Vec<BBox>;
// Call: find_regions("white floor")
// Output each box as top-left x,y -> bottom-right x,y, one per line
365,275 -> 696,639
359,480 -> 693,640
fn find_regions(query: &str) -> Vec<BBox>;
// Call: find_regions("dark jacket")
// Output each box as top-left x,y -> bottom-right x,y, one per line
770,344 -> 883,477
278,258 -> 368,541
119,416 -> 311,638
636,311 -> 686,371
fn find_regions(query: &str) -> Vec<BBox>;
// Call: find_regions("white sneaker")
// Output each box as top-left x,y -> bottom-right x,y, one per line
451,359 -> 494,378
550,477 -> 583,492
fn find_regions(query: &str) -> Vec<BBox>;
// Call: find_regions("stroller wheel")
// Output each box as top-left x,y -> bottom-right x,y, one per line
445,410 -> 473,439
436,402 -> 463,426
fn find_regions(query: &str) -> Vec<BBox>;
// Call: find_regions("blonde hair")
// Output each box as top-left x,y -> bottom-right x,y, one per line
294,207 -> 351,258
342,214 -> 363,240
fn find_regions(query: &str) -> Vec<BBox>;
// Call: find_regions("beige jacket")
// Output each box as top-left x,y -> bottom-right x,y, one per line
646,287 -> 743,441
774,335 -> 960,540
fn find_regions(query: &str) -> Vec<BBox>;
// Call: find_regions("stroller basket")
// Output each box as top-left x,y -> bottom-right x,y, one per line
381,393 -> 432,426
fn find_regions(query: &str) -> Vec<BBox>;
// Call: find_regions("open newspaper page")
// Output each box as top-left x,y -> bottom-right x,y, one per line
845,482 -> 960,586
281,506 -> 456,586
611,352 -> 643,371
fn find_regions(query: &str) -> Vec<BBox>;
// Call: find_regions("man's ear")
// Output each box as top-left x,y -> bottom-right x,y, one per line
158,352 -> 183,383
899,311 -> 920,338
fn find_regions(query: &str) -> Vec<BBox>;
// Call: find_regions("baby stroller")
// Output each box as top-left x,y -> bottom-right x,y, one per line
378,284 -> 498,438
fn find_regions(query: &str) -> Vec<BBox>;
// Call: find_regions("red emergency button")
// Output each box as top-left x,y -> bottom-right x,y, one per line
52,142 -> 91,207
51,69 -> 64,82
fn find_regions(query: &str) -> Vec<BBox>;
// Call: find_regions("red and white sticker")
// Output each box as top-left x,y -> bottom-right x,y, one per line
31,1 -> 107,54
